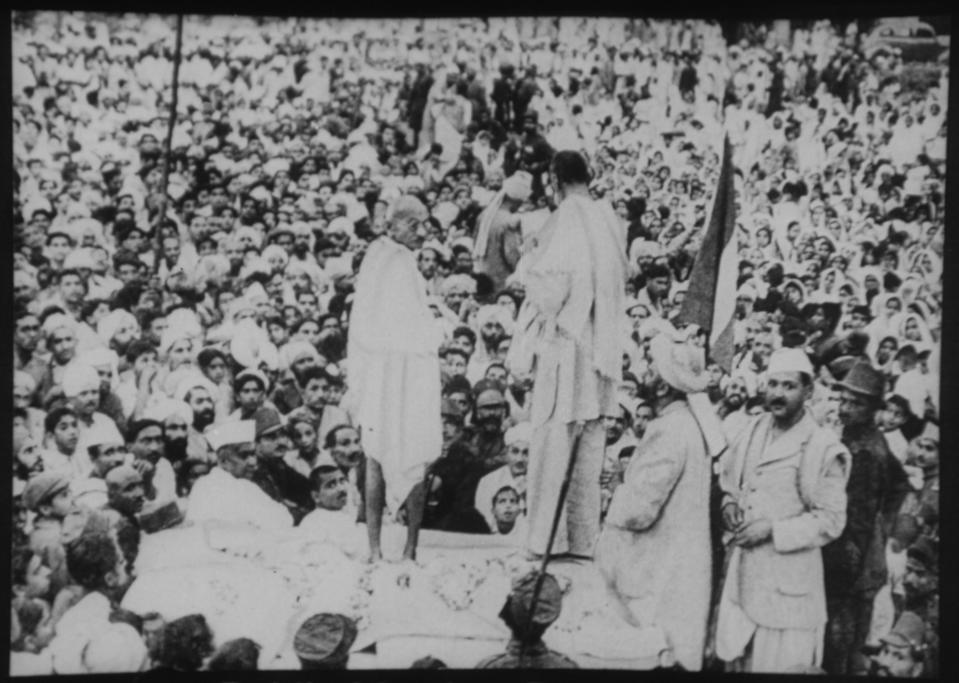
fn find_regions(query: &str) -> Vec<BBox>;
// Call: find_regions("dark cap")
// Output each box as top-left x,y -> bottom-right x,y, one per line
293,613 -> 357,663
22,471 -> 72,511
906,536 -> 937,570
508,570 -> 563,628
253,406 -> 285,438
836,360 -> 884,400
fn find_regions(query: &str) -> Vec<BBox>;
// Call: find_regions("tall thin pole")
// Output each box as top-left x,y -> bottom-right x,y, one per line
520,425 -> 584,661
154,13 -> 185,275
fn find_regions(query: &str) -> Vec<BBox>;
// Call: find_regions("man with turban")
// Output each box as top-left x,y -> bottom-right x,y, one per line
62,363 -> 120,478
508,151 -> 626,561
348,195 -> 444,562
596,323 -> 725,671
473,171 -> 533,292
715,348 -> 851,672
37,313 -> 80,403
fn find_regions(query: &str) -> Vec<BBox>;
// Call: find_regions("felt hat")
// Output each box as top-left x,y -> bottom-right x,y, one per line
836,360 -> 884,400
22,471 -> 72,511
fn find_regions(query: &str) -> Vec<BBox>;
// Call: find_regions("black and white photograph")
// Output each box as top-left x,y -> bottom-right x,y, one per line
9,9 -> 946,676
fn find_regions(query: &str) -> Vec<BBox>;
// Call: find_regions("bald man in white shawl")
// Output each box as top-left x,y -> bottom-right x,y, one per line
596,325 -> 726,671
473,171 -> 533,292
348,195 -> 444,562
507,150 -> 627,560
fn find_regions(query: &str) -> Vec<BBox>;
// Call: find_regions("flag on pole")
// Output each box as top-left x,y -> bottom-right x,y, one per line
678,135 -> 737,372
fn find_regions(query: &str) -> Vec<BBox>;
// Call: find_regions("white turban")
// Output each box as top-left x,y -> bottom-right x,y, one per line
43,313 -> 77,339
96,310 -> 139,345
81,623 -> 148,673
159,327 -> 195,359
279,340 -> 321,372
230,318 -> 272,369
172,371 -> 218,403
475,304 -> 514,336
165,308 -> 202,340
648,326 -> 727,457
441,274 -> 477,296
629,239 -> 664,264
649,332 -> 710,395
474,171 -> 533,259
61,363 -> 101,397
62,248 -> 99,271
504,422 -> 532,446
261,244 -> 289,270
143,398 -> 194,425
244,281 -> 270,305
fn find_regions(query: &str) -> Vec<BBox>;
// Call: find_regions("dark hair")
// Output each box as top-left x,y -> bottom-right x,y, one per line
80,298 -> 108,322
207,638 -> 261,671
308,464 -> 341,490
452,325 -> 477,346
66,531 -> 120,590
323,423 -> 356,450
11,545 -> 36,586
197,347 -> 228,369
441,346 -> 470,363
157,614 -> 215,671
551,150 -> 590,186
44,406 -> 77,435
127,418 -> 164,443
125,339 -> 158,364
297,364 -> 333,390
645,263 -> 672,281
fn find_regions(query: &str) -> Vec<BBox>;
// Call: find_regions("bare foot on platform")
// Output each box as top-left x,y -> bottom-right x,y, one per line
368,549 -> 383,564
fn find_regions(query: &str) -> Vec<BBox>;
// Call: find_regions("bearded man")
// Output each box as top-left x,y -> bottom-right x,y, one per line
596,325 -> 725,671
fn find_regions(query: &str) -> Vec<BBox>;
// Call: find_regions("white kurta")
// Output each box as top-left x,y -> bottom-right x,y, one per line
347,237 -> 444,513
186,466 -> 293,532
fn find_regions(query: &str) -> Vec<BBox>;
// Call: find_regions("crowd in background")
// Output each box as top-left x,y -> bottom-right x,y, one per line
11,12 -> 942,674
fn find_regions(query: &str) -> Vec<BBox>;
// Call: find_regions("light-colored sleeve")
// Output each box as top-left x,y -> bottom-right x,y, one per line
152,459 -> 177,505
250,484 -> 294,532
604,419 -> 687,532
772,445 -> 849,553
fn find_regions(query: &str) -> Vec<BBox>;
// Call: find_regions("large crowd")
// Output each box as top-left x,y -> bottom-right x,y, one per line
11,12 -> 943,675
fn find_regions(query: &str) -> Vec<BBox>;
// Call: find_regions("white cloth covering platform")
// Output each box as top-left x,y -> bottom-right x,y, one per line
126,520 -> 667,669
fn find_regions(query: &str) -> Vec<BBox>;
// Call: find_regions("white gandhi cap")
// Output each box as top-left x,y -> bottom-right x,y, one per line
205,420 -> 256,452
767,348 -> 814,378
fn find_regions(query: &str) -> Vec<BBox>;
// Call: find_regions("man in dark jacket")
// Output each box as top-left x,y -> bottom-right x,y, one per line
822,360 -> 913,675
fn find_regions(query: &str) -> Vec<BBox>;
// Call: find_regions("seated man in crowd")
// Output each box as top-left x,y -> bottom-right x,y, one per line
186,420 -> 293,531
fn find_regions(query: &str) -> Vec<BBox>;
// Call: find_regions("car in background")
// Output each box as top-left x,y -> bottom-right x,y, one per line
863,19 -> 948,62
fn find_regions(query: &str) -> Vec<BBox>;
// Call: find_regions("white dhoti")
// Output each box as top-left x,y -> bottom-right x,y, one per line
348,236 -> 444,513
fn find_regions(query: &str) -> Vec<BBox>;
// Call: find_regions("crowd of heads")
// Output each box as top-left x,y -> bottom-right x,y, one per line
12,11 -> 942,673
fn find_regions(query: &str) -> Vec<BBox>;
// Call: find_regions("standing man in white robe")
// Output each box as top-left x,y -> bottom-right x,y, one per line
715,348 -> 850,672
508,150 -> 627,560
596,325 -> 726,671
348,195 -> 443,562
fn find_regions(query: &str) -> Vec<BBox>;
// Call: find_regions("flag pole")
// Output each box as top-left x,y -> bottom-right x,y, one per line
520,424 -> 584,661
153,13 -> 185,275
